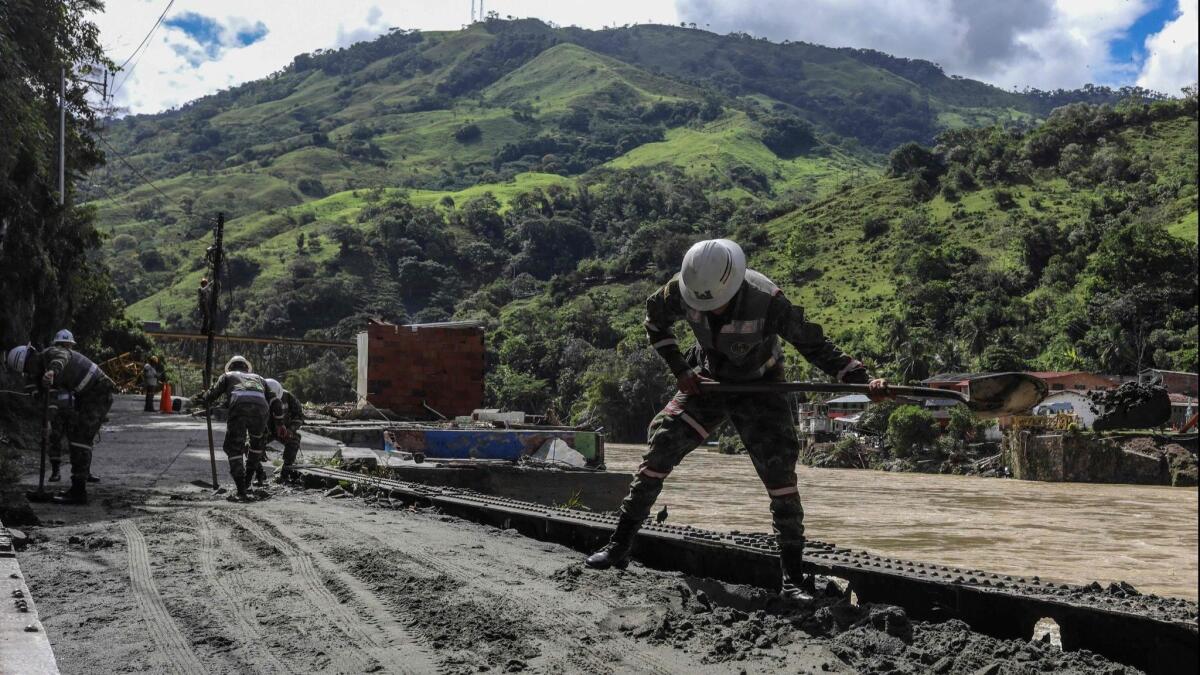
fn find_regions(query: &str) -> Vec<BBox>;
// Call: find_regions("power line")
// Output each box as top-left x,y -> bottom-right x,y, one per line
93,132 -> 177,206
111,0 -> 177,99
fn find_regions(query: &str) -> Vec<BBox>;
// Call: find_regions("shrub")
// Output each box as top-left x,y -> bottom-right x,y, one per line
861,216 -> 890,241
886,405 -> 938,457
454,123 -> 482,143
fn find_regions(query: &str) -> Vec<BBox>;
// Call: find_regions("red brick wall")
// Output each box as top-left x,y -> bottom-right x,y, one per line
363,323 -> 485,418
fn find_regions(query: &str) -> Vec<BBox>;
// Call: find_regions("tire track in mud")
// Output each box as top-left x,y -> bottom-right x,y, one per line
119,519 -> 207,675
329,514 -> 680,675
223,511 -> 432,674
195,512 -> 293,674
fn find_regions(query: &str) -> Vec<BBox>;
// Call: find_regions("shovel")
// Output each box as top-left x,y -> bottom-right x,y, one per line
699,372 -> 1048,418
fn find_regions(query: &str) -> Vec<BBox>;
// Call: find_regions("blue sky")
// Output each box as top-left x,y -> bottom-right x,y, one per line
1109,0 -> 1180,71
94,0 -> 1198,115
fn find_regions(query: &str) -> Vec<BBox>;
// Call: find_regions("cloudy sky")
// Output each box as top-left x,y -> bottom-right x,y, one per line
93,0 -> 1198,115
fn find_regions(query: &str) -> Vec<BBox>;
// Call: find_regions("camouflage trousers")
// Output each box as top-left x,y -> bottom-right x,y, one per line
280,423 -> 302,467
48,386 -> 114,481
226,403 -> 269,486
619,387 -> 805,548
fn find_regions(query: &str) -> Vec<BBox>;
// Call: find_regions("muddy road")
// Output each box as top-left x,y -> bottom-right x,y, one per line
10,398 -> 1156,673
607,443 -> 1199,600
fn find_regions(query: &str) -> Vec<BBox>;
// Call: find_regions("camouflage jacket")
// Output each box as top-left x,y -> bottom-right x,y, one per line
644,271 -> 869,383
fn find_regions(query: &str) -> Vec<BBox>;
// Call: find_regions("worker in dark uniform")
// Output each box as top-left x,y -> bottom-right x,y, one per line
40,330 -> 115,504
4,345 -> 58,480
142,356 -> 160,412
192,355 -> 281,501
264,378 -> 305,483
584,240 -> 889,604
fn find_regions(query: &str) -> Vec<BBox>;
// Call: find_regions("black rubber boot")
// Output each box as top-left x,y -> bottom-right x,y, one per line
48,461 -> 61,482
228,458 -> 250,502
584,517 -> 641,570
53,478 -> 87,505
87,474 -> 100,483
779,543 -> 815,606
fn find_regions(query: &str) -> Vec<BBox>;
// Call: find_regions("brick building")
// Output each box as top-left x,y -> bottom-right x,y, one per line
356,320 -> 485,418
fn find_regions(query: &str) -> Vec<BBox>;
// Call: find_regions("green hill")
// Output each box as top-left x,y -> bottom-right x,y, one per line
84,19 -> 1196,437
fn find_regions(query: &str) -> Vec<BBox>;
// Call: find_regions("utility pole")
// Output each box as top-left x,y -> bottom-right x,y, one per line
202,212 -> 225,490
59,66 -> 65,206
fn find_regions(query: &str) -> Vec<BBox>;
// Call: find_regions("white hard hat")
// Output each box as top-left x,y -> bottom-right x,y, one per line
225,355 -> 252,373
264,378 -> 283,399
5,345 -> 33,373
678,239 -> 746,311
52,329 -> 76,346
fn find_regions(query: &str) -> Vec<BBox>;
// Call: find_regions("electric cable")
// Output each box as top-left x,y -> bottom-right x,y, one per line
111,0 -> 177,99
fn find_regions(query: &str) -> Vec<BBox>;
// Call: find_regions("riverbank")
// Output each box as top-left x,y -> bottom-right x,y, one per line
606,443 -> 1199,600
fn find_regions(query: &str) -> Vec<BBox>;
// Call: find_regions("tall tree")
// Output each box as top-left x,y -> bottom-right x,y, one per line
0,0 -> 119,351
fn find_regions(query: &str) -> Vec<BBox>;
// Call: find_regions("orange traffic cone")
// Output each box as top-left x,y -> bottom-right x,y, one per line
160,382 -> 173,414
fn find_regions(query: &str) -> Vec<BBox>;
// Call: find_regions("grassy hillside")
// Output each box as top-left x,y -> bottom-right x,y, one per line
83,19 -> 1195,435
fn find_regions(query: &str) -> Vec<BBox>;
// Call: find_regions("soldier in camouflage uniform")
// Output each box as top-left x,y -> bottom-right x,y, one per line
192,355 -> 282,501
40,330 -> 115,504
585,240 -> 888,604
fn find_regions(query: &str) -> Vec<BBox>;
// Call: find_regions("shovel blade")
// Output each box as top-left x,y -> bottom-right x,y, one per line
966,373 -> 1048,417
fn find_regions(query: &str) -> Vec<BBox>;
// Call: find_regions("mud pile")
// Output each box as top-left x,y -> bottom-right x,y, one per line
553,564 -> 1144,673
1090,382 -> 1171,431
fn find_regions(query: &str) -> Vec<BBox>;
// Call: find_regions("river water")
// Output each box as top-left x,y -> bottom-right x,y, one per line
604,443 -> 1198,600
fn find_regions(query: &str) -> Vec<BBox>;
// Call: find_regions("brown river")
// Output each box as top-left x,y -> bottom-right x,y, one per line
605,443 -> 1198,600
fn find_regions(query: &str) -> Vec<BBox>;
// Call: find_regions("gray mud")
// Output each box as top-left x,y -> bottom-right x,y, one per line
7,397 -> 1159,674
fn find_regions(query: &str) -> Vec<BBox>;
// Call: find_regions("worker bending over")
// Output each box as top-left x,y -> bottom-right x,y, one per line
39,330 -> 115,504
585,239 -> 888,604
192,355 -> 281,501
264,378 -> 305,483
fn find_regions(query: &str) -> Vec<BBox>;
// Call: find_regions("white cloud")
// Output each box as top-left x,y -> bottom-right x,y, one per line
1137,0 -> 1199,94
93,0 -> 680,115
675,0 -> 1156,91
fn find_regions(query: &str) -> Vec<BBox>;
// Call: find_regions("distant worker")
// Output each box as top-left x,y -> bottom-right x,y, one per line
583,239 -> 889,605
142,356 -> 160,412
192,355 -> 281,501
197,277 -> 214,334
264,378 -> 305,483
40,330 -> 115,504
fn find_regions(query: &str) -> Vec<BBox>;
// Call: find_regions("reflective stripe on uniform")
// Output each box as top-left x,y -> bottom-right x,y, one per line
69,441 -> 92,450
638,464 -> 671,479
644,318 -> 660,331
75,363 -> 99,392
766,485 -> 798,497
651,338 -> 678,349
719,318 -> 764,334
836,359 -> 863,383
745,354 -> 778,380
679,411 -> 709,439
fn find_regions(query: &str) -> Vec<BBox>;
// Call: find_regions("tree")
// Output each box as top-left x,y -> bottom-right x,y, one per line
945,406 -> 986,448
886,405 -> 938,457
285,352 -> 354,403
454,123 -> 482,143
1,0 -> 122,348
761,115 -> 816,159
